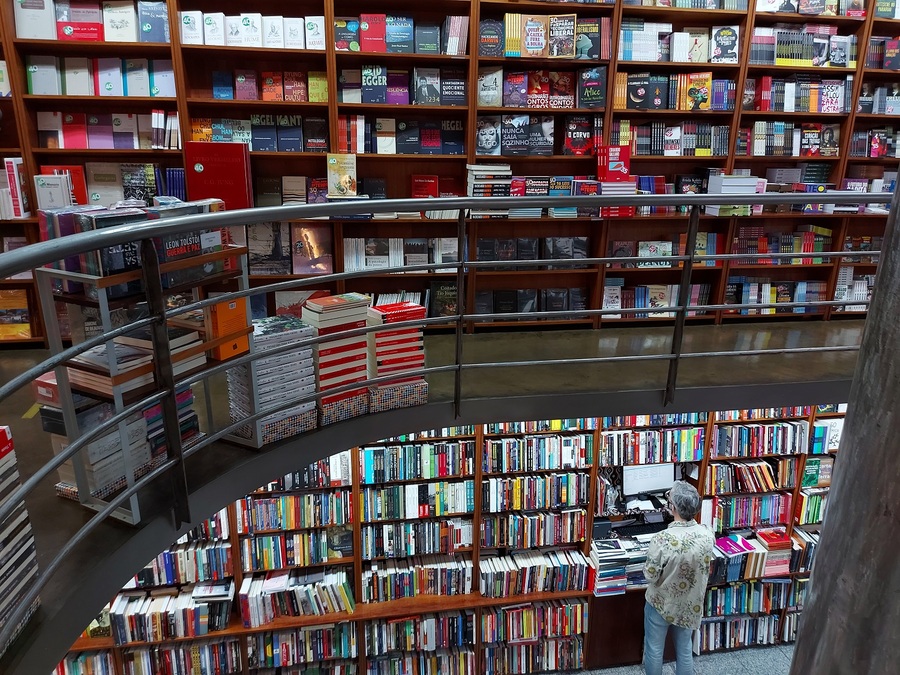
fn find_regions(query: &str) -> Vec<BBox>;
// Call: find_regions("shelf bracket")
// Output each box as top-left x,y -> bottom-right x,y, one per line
664,204 -> 701,406
139,239 -> 191,527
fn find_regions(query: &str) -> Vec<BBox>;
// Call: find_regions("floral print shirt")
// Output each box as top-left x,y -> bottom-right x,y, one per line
643,521 -> 715,630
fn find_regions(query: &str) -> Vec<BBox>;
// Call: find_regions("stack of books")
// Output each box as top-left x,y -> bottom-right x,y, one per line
366,301 -> 428,413
0,427 -> 40,659
755,527 -> 793,576
302,293 -> 372,425
706,174 -> 761,217
237,567 -> 356,627
591,540 -> 629,596
467,163 -> 512,219
227,315 -> 317,447
67,342 -> 156,395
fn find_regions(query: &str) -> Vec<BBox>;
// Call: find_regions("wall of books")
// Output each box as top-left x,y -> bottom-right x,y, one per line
55,403 -> 844,674
0,0 -> 894,345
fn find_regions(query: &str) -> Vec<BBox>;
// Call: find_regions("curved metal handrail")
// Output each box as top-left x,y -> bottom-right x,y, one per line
0,190 -> 886,666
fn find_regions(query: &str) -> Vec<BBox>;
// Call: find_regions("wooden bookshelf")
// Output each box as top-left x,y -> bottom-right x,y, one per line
0,1 -> 891,342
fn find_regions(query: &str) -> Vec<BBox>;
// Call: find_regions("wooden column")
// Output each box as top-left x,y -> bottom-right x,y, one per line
790,187 -> 900,674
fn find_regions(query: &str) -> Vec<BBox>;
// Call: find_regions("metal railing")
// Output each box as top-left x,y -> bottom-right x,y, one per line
0,191 -> 889,663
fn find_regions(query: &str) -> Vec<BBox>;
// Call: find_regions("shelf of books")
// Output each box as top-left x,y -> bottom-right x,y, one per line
56,403 -> 849,672
0,0 -> 894,343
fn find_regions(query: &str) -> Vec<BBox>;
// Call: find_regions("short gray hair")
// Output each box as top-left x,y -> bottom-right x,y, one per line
669,481 -> 701,520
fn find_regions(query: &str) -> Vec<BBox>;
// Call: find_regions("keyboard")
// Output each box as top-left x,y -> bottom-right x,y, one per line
614,521 -> 669,538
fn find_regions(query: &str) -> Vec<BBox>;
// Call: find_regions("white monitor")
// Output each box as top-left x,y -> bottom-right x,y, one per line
622,463 -> 676,498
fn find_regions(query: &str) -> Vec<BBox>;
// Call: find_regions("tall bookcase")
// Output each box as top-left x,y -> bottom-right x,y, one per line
0,0 -> 893,346
56,404 -> 845,674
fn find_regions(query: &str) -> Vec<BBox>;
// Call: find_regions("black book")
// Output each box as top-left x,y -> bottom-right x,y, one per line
541,288 -> 569,313
440,68 -> 467,106
415,23 -> 441,54
501,114 -> 530,156
528,116 -> 555,156
419,120 -> 443,155
429,280 -> 458,317
517,289 -> 538,314
396,120 -> 420,154
476,238 -> 498,269
361,65 -> 388,104
441,119 -> 466,155
516,237 -> 539,270
493,290 -> 517,314
474,290 -> 494,314
569,287 -> 588,311
250,114 -> 277,152
576,66 -> 607,109
496,238 -> 517,271
479,18 -> 504,57
302,117 -> 328,152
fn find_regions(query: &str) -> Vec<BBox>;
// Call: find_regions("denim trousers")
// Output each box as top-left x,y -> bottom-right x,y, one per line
643,601 -> 695,675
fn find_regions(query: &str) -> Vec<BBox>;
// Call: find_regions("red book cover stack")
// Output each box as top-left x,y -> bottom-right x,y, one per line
366,302 -> 427,389
301,293 -> 372,405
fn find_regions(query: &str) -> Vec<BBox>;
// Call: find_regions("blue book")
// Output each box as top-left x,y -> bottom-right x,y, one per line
361,65 -> 387,104
137,1 -> 170,43
276,114 -> 304,152
212,71 -> 234,99
211,118 -> 233,143
385,15 -> 414,53
250,114 -> 277,152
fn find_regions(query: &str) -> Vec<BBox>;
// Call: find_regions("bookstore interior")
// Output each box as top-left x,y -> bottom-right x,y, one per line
0,0 -> 888,672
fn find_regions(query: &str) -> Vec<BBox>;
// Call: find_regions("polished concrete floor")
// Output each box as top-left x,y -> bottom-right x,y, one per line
587,644 -> 794,674
0,320 -> 860,674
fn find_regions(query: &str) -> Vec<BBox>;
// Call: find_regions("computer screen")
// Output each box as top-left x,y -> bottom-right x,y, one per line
622,463 -> 676,497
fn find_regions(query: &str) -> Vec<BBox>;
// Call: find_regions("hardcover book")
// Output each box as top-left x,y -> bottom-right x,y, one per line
184,141 -> 253,210
303,117 -> 329,152
360,13 -> 387,52
415,23 -> 441,54
396,120 -> 420,154
710,26 -> 740,64
250,114 -> 277,152
386,70 -> 410,105
441,119 -> 465,155
248,222 -> 291,275
413,67 -> 441,105
276,115 -> 304,152
419,121 -> 443,155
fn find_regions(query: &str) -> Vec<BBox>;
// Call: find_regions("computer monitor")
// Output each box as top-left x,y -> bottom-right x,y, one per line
622,463 -> 676,499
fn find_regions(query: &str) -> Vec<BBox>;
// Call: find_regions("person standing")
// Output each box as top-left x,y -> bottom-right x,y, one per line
642,481 -> 715,675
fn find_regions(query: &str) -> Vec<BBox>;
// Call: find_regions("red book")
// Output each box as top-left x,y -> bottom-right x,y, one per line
310,319 -> 369,336
60,113 -> 89,150
359,14 -> 387,52
184,141 -> 253,211
57,2 -> 104,41
598,145 -> 631,181
411,174 -> 439,198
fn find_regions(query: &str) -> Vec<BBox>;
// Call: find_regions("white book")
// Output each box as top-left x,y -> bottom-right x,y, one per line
63,57 -> 93,95
283,18 -> 305,49
224,16 -> 242,46
783,81 -> 796,113
36,111 -> 65,148
33,174 -> 73,211
305,16 -> 326,50
25,55 -> 61,95
262,16 -> 284,48
14,0 -> 57,40
102,0 -> 138,42
136,114 -> 153,148
178,10 -> 204,44
375,118 -> 396,154
240,13 -> 263,46
202,12 -> 226,46
95,57 -> 124,96
0,61 -> 10,97
123,58 -> 150,96
112,113 -> 139,149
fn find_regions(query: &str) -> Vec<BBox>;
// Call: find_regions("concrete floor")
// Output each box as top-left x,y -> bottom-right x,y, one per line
586,644 -> 794,674
0,320 -> 859,674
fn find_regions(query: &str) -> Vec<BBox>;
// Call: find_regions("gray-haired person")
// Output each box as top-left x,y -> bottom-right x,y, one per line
642,480 -> 715,675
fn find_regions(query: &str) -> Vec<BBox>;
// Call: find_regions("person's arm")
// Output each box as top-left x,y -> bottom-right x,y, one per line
643,533 -> 668,584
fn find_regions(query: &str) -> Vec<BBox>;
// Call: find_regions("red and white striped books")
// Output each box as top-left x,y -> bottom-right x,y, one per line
302,293 -> 372,404
367,302 -> 427,386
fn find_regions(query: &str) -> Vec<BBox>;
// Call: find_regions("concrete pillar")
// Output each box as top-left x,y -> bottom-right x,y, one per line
790,190 -> 900,674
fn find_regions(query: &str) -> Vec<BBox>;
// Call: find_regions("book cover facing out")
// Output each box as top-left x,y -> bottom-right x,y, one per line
184,141 -> 253,210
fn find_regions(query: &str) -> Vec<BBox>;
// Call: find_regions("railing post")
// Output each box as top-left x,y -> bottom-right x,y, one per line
139,239 -> 191,527
454,208 -> 466,419
664,204 -> 701,406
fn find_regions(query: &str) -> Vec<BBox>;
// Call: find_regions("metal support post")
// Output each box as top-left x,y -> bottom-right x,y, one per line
664,204 -> 700,405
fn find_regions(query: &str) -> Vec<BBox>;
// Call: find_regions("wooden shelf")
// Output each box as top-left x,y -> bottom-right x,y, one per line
629,154 -> 729,160
180,44 -> 327,58
335,51 -> 470,64
185,97 -> 328,109
0,147 -> 21,154
31,148 -> 182,157
478,106 -> 605,115
67,634 -> 115,653
752,11 -> 865,28
480,0 -> 614,11
22,94 -> 176,105
620,6 -> 748,21
612,109 -> 733,117
733,155 -> 841,162
13,38 -> 172,57
338,102 -> 467,113
739,110 -> 848,118
477,55 -> 611,68
617,60 -> 741,71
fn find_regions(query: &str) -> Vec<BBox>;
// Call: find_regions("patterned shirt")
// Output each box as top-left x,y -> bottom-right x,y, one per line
643,520 -> 715,630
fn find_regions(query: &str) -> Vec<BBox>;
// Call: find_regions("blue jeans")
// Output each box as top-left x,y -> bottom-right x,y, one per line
643,601 -> 694,675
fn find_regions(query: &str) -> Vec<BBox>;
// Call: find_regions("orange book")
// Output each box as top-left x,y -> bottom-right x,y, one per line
261,72 -> 284,101
207,298 -> 250,361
